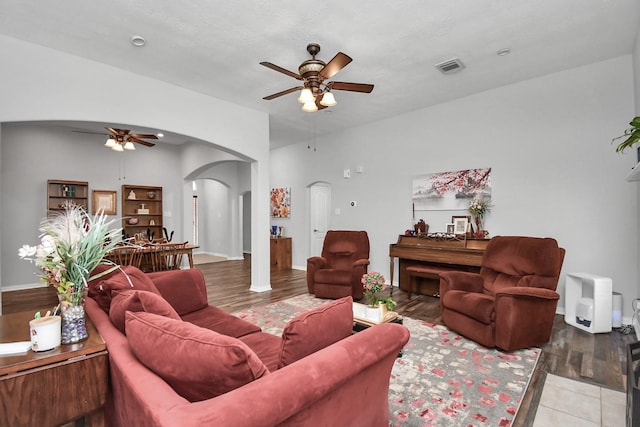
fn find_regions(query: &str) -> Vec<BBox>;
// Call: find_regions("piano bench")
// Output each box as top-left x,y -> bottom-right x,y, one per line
405,266 -> 449,298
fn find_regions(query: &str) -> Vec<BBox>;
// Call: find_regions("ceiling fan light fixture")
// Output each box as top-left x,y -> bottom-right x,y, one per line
301,101 -> 318,112
104,137 -> 116,148
320,91 -> 337,107
123,141 -> 136,150
112,143 -> 124,152
297,88 -> 314,104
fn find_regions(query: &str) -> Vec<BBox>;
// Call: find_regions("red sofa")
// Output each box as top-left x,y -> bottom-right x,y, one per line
86,267 -> 409,427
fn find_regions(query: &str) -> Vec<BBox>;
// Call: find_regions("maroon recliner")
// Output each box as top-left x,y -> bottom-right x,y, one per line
439,236 -> 565,351
306,230 -> 370,299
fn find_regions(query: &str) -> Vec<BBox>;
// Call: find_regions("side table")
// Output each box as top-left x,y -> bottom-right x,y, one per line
0,309 -> 108,426
270,237 -> 292,269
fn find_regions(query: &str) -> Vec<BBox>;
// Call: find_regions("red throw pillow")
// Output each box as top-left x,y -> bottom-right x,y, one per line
278,296 -> 353,368
89,266 -> 160,313
126,311 -> 269,402
109,289 -> 180,334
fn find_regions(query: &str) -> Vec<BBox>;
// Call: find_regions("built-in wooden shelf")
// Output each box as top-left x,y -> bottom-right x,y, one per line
47,179 -> 89,215
121,185 -> 163,240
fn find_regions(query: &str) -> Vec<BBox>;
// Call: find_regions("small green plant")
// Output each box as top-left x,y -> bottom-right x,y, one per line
380,297 -> 397,310
613,116 -> 640,153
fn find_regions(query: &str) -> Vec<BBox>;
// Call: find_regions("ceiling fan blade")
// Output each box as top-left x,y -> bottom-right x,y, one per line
105,127 -> 130,136
263,86 -> 304,100
130,133 -> 158,140
319,52 -> 352,79
260,62 -> 302,80
328,81 -> 374,93
128,136 -> 155,147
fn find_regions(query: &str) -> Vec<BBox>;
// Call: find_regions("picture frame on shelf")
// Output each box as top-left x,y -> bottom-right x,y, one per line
446,223 -> 455,234
453,217 -> 469,236
452,215 -> 472,235
92,190 -> 117,215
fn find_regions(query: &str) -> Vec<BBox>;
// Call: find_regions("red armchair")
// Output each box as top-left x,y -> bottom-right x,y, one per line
306,230 -> 370,299
439,236 -> 565,351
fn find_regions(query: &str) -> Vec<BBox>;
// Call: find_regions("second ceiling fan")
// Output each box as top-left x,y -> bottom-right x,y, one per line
260,43 -> 374,112
104,127 -> 157,151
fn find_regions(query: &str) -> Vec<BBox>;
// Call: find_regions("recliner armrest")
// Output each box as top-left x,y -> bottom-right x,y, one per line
352,258 -> 370,268
495,286 -> 559,300
439,271 -> 483,295
517,275 -> 560,290
306,256 -> 327,269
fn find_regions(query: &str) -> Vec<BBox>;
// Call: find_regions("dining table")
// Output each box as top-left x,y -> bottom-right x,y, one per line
105,242 -> 199,272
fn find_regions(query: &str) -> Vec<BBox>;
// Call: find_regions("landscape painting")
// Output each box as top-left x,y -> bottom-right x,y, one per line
412,168 -> 491,211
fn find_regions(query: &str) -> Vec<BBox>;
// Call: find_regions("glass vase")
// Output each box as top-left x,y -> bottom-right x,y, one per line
473,215 -> 485,238
58,288 -> 89,344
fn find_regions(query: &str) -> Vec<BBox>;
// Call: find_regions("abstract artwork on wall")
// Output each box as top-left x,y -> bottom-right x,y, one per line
412,168 -> 491,211
270,187 -> 291,218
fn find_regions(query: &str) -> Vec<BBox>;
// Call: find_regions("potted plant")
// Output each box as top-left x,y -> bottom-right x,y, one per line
612,116 -> 640,154
361,271 -> 397,322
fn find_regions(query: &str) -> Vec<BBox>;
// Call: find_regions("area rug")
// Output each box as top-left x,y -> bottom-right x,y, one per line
233,294 -> 540,427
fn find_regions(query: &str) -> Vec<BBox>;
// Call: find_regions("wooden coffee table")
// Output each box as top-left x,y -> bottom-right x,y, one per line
353,312 -> 404,332
0,309 -> 108,427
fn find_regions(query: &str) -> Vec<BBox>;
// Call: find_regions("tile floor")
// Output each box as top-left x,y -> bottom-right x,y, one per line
532,374 -> 626,427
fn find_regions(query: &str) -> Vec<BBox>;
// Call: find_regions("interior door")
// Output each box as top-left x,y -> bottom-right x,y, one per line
309,183 -> 331,256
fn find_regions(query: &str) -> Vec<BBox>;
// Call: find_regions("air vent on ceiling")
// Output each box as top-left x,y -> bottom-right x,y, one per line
435,58 -> 465,75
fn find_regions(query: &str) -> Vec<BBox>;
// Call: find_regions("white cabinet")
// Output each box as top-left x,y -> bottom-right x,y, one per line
564,272 -> 612,333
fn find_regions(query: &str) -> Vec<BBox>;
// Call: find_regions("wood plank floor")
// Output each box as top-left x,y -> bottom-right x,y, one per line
3,255 -> 635,427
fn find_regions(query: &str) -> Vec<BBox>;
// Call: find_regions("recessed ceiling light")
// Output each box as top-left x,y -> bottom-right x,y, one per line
130,35 -> 146,47
497,48 -> 511,56
156,133 -> 164,138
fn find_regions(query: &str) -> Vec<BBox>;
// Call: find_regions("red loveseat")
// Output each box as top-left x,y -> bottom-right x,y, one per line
86,267 -> 409,427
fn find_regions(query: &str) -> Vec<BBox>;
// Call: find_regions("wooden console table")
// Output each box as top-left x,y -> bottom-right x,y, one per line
389,235 -> 490,296
0,310 -> 108,426
270,237 -> 292,269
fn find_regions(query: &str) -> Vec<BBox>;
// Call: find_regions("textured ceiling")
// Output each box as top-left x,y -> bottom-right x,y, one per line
0,0 -> 638,149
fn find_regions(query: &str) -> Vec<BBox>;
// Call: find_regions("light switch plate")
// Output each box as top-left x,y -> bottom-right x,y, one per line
343,169 -> 351,179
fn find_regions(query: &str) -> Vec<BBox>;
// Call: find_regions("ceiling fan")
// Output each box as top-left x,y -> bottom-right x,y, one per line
260,43 -> 374,112
74,127 -> 158,151
103,128 -> 157,151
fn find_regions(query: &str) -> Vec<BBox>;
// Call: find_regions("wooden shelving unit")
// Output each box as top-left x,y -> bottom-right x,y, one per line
121,185 -> 163,240
47,180 -> 89,215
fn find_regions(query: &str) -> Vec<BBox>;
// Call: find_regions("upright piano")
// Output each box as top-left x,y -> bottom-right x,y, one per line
389,234 -> 490,296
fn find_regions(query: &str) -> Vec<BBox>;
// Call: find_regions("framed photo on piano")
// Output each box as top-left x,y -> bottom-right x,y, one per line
452,216 -> 470,236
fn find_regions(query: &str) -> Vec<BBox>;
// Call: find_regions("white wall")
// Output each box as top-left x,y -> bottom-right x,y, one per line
1,123 -> 184,288
198,180 -> 230,256
271,55 -> 638,321
0,35 -> 273,296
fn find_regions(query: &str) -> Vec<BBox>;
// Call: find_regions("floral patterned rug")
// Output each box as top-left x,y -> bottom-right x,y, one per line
232,294 -> 539,427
